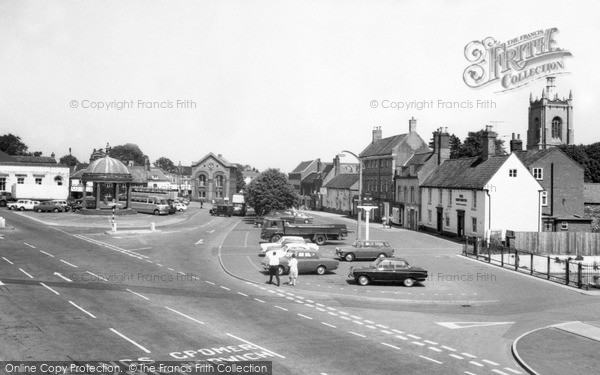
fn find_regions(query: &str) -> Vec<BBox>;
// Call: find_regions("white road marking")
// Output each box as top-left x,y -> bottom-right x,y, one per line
483,359 -> 500,366
364,319 -> 374,324
464,372 -> 478,375
275,306 -> 288,311
60,259 -> 78,268
353,321 -> 364,325
504,368 -> 522,374
298,314 -> 312,320
126,289 -> 149,300
306,300 -> 315,304
40,282 -> 60,295
40,250 -> 54,258
168,268 -> 175,271
305,304 -> 314,308
164,306 -> 204,325
492,370 -> 510,375
328,312 -> 338,316
316,307 -> 326,312
442,345 -> 456,351
350,315 -> 361,319
220,286 -> 230,291
19,268 -> 34,279
24,242 -> 36,249
2,257 -> 13,264
469,361 -> 484,367
237,292 -> 248,297
349,331 -> 366,338
326,307 -> 336,311
254,298 -> 265,303
395,335 -> 408,341
321,322 -> 336,328
392,329 -> 404,334
429,347 -> 442,352
436,321 -> 514,329
86,271 -> 108,282
381,330 -> 392,335
449,354 -> 464,360
419,355 -> 442,364
340,316 -> 351,320
195,239 -> 204,245
244,231 -> 249,247
407,334 -> 421,339
226,333 -> 285,359
205,281 -> 215,285
156,263 -> 163,267
69,301 -> 97,318
366,325 -> 377,329
424,340 -> 439,345
462,353 -> 477,359
412,341 -> 425,346
315,303 -> 325,307
110,328 -> 151,354
376,324 -> 388,329
381,342 -> 401,350
54,272 -> 72,282
338,311 -> 349,315
208,229 -> 215,233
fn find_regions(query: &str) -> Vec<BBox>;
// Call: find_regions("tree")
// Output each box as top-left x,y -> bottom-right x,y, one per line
560,143 -> 600,183
455,130 -> 506,158
449,134 -> 462,159
245,168 -> 299,216
154,157 -> 177,173
0,133 -> 30,155
234,166 -> 246,193
59,154 -> 80,167
108,143 -> 146,165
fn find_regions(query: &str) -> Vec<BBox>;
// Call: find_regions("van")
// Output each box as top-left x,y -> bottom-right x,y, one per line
127,196 -> 170,215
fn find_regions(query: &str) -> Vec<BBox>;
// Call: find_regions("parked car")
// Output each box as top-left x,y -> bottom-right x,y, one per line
52,200 -> 70,212
335,239 -> 395,261
34,201 -> 64,213
210,204 -> 233,217
68,199 -> 84,212
261,247 -> 339,276
7,200 -> 40,211
174,202 -> 187,211
259,235 -> 319,256
349,257 -> 428,287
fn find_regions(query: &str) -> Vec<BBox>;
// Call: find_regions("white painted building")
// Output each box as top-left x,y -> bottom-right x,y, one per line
420,127 -> 543,240
0,151 -> 69,200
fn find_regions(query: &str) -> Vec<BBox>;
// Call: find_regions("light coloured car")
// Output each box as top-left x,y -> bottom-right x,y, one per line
52,200 -> 70,212
34,201 -> 65,213
259,235 -> 318,256
174,202 -> 187,211
8,199 -> 40,211
261,247 -> 339,276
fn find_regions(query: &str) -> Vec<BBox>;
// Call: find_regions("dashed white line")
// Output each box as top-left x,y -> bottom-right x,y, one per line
364,320 -> 374,324
381,342 -> 401,350
19,268 -> 34,279
205,281 -> 215,285
86,271 -> 108,282
305,304 -> 314,308
126,289 -> 149,300
442,345 -> 456,352
503,368 -> 522,374
392,329 -> 404,334
60,259 -> 78,268
321,322 -> 336,328
407,334 -> 421,339
412,341 -> 425,346
316,307 -> 326,312
306,300 -> 315,303
376,324 -> 388,329
483,359 -> 500,366
462,353 -> 477,359
220,286 -> 230,291
297,313 -> 312,320
353,321 -> 364,325
340,316 -> 351,321
469,361 -> 484,367
164,306 -> 204,325
338,311 -> 349,315
53,272 -> 72,282
419,355 -> 442,364
237,292 -> 248,297
40,282 -> 60,295
2,257 -> 13,265
254,298 -> 265,303
156,263 -> 163,267
395,335 -> 408,341
429,346 -> 442,352
424,340 -> 439,345
381,330 -> 392,335
40,250 -> 54,258
492,370 -> 510,375
69,301 -> 97,318
350,315 -> 361,319
449,354 -> 464,360
110,328 -> 151,354
24,243 -> 36,249
274,306 -> 288,311
168,268 -> 175,271
327,312 -> 338,316
464,372 -> 478,375
349,331 -> 366,338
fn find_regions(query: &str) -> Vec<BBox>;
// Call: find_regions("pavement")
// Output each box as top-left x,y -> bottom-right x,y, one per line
3,204 -> 600,374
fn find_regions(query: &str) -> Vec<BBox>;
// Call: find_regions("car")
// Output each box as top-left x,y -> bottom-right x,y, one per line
68,199 -> 84,212
261,247 -> 339,276
292,212 -> 314,224
7,199 -> 40,211
52,200 -> 70,212
174,202 -> 187,211
349,257 -> 428,287
259,235 -> 319,256
34,201 -> 64,213
335,239 -> 395,261
210,204 -> 233,216
254,210 -> 312,227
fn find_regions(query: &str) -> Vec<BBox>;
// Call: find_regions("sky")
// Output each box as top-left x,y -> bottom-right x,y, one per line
1,0 -> 599,172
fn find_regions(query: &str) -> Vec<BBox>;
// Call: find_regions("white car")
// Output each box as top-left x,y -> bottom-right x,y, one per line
174,202 -> 187,211
263,243 -> 315,259
259,236 -> 319,256
8,199 -> 41,211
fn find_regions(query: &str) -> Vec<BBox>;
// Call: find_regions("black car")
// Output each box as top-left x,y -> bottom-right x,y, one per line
349,257 -> 428,287
210,204 -> 233,217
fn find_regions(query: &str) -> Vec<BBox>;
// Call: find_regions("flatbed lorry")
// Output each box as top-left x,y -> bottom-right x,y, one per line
260,218 -> 347,246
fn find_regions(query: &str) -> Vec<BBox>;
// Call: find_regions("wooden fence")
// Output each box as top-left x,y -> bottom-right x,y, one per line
514,231 -> 600,256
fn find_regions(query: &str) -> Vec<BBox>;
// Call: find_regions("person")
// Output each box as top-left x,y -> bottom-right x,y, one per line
267,251 -> 280,286
200,200 -> 203,209
288,253 -> 298,286
382,216 -> 387,228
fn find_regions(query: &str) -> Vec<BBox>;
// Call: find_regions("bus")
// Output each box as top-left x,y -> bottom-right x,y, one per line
120,195 -> 170,215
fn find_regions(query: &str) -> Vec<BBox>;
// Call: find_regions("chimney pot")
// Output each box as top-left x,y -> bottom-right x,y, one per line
409,117 -> 417,132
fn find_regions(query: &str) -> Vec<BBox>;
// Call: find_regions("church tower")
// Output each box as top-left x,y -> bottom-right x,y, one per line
527,77 -> 573,150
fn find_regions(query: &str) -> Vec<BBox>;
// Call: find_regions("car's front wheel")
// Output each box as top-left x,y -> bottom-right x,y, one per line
344,253 -> 355,262
358,275 -> 370,286
316,265 -> 326,275
403,278 -> 415,287
153,209 -> 160,215
256,223 -> 262,228
37,209 -> 42,213
19,207 -> 24,211
53,208 -> 59,213
270,235 -> 281,243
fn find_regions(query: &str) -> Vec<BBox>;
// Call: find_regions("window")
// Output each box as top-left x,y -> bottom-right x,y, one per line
427,209 -> 432,223
472,217 -> 477,232
533,168 -> 543,180
17,177 -> 24,184
404,187 -> 408,203
438,188 -> 443,205
541,191 -> 548,206
54,176 -> 63,186
509,169 -> 517,177
472,191 -> 477,208
428,188 -> 432,204
410,187 -> 415,203
561,222 -> 568,231
199,175 -> 206,187
448,189 -> 452,205
215,175 -> 224,187
35,178 -> 42,185
552,117 -> 562,139
445,214 -> 450,227
0,178 -> 5,190
544,222 -> 553,231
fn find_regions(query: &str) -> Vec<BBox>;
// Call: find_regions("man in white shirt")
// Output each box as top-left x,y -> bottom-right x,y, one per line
267,251 -> 280,286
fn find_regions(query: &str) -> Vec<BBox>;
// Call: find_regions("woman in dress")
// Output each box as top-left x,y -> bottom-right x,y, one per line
288,253 -> 298,286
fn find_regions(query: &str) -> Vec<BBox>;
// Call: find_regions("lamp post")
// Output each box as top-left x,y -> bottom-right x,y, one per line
340,150 -> 363,240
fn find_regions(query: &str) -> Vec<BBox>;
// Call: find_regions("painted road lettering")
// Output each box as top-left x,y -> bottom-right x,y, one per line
170,344 -> 275,361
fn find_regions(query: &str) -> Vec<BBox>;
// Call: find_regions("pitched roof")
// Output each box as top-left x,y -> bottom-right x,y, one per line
514,148 -> 583,170
584,183 -> 600,204
324,174 -> 359,189
360,134 -> 407,157
0,150 -> 65,167
128,166 -> 149,184
399,152 -> 434,177
421,155 -> 509,189
291,160 -> 315,173
192,152 -> 233,168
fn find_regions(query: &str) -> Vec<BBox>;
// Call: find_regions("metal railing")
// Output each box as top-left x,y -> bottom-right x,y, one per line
463,236 -> 600,290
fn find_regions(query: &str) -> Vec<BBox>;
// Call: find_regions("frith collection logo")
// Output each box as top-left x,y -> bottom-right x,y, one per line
463,28 -> 572,92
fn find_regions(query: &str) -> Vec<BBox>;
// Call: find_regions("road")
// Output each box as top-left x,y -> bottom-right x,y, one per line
1,208 -> 600,374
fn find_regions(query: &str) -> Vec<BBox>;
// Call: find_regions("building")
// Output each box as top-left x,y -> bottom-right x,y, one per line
584,183 -> 600,232
322,174 -> 359,215
359,117 -> 430,221
191,153 -> 239,203
527,76 -> 573,150
511,134 -> 591,232
395,127 -> 450,229
289,159 -> 330,209
420,126 -> 543,240
0,150 -> 69,200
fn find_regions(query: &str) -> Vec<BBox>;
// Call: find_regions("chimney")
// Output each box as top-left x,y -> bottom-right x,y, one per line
481,125 -> 497,160
145,156 -> 150,171
372,126 -> 382,143
409,117 -> 417,132
432,127 -> 450,165
510,133 -> 523,152
333,155 -> 340,176
51,152 -> 56,160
